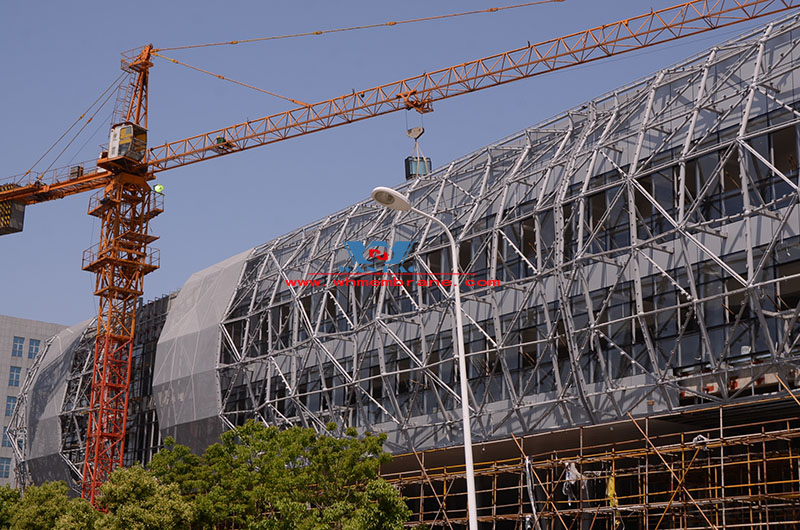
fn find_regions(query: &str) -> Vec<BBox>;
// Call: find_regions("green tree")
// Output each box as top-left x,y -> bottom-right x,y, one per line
150,421 -> 411,529
4,422 -> 409,529
7,481 -> 97,530
10,481 -> 71,530
0,484 -> 20,528
94,465 -> 193,530
146,438 -> 203,497
52,499 -> 99,530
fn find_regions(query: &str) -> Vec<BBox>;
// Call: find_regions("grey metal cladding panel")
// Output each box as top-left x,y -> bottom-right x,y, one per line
27,321 -> 91,460
158,417 -> 223,455
27,455 -> 74,489
154,249 -> 250,432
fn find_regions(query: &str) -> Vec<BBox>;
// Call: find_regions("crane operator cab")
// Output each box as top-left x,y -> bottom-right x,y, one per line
98,122 -> 147,171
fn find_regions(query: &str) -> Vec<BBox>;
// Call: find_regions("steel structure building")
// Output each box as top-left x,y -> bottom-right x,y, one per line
10,295 -> 172,490
210,13 -> 800,450
11,12 -> 800,528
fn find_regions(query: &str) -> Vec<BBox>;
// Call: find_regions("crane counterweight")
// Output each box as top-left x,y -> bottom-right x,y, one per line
0,184 -> 25,235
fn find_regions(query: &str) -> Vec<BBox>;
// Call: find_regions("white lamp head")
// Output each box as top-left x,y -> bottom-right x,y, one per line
371,187 -> 411,211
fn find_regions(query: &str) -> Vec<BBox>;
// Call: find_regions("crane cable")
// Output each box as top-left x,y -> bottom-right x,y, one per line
11,72 -> 127,186
154,0 -> 565,52
150,52 -> 310,106
14,0 -> 568,185
34,81 -> 121,184
151,0 -> 566,107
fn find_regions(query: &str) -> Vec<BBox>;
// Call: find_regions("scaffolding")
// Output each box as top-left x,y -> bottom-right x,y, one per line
384,397 -> 800,529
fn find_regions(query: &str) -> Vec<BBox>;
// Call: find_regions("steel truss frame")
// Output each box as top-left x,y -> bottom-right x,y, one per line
218,12 -> 800,451
8,320 -> 100,492
6,333 -> 59,489
9,321 -> 105,491
10,294 -> 171,493
217,13 -> 800,460
58,322 -> 97,486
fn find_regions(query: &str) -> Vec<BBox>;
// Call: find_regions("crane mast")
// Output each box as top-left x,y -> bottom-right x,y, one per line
79,46 -> 161,505
0,0 -> 799,506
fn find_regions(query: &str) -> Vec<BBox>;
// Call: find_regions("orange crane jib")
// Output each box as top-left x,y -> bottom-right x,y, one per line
3,0 -> 798,206
0,0 -> 797,506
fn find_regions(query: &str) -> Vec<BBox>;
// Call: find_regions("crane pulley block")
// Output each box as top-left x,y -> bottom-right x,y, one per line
0,184 -> 25,235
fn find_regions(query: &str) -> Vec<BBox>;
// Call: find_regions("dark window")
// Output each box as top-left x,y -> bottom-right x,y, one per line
771,126 -> 798,176
397,358 -> 411,395
778,261 -> 800,310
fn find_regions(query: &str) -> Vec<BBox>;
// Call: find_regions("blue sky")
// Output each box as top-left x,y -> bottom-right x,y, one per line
0,1 -> 779,325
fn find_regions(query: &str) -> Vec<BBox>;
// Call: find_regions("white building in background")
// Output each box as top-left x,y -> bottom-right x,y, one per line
0,316 -> 65,486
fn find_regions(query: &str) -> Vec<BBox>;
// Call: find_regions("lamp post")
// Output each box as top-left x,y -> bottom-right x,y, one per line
371,186 -> 478,530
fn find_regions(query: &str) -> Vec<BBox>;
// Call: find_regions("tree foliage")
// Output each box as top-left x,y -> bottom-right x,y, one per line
4,421 -> 410,530
8,481 -> 94,530
95,465 -> 193,530
52,499 -> 100,530
150,421 -> 410,529
0,484 -> 20,528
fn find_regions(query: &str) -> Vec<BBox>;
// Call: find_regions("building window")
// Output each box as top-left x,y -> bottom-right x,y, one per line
8,367 -> 20,388
0,457 -> 9,478
4,397 -> 15,417
1,428 -> 10,448
11,337 -> 23,358
27,339 -> 40,359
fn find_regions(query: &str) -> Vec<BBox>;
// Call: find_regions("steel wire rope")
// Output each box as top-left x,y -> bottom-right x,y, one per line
150,52 -> 309,106
152,0 -> 565,105
35,83 -> 120,181
154,0 -> 565,52
66,108 -> 115,166
10,72 -> 127,186
150,2 -> 763,126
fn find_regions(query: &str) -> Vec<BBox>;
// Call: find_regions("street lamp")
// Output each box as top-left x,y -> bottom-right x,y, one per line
371,186 -> 478,530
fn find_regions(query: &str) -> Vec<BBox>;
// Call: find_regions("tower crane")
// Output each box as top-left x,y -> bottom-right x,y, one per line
1,0 -> 797,506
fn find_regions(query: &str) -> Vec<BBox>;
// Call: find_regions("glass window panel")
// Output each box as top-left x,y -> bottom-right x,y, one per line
27,339 -> 40,359
11,337 -> 23,358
